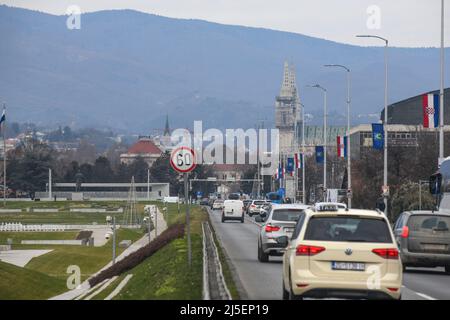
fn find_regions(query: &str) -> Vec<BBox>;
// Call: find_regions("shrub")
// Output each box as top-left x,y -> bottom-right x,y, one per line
89,223 -> 185,287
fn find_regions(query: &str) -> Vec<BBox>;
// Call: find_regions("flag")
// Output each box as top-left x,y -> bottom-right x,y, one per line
294,153 -> 303,169
0,108 -> 5,130
372,123 -> 384,150
287,157 -> 294,176
337,135 -> 347,158
277,162 -> 283,180
315,146 -> 324,163
422,93 -> 439,128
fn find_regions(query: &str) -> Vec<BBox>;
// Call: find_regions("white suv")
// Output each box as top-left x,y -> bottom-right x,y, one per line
280,205 -> 402,300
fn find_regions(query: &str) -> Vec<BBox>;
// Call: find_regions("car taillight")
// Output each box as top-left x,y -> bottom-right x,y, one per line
296,245 -> 326,256
372,248 -> 399,259
401,226 -> 409,238
265,225 -> 280,232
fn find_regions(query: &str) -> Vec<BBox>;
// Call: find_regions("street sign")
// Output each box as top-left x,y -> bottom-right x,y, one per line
170,146 -> 196,173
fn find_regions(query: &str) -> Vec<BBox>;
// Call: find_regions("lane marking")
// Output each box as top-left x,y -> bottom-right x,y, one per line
415,292 -> 437,300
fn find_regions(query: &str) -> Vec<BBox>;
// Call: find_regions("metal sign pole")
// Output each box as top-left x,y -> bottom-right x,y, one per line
184,172 -> 192,267
112,215 -> 116,264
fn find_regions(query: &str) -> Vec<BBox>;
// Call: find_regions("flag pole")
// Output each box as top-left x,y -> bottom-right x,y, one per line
2,104 -> 6,207
439,0 -> 445,161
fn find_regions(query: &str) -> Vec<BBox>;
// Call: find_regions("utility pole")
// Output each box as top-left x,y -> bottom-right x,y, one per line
324,64 -> 352,207
147,168 -> 150,200
112,215 -> 116,264
184,173 -> 192,267
357,35 -> 389,217
300,103 -> 306,204
439,0 -> 445,161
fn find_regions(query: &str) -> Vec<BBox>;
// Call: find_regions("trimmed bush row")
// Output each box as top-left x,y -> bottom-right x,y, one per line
89,223 -> 185,287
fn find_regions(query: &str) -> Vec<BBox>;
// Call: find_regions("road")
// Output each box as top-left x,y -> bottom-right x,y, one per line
207,207 -> 450,300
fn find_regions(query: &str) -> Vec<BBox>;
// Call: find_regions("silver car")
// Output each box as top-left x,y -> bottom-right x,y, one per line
256,203 -> 309,262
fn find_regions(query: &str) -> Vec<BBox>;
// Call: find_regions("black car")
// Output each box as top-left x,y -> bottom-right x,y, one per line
199,198 -> 210,205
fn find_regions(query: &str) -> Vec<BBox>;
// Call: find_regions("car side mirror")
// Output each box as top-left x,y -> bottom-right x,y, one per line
255,216 -> 262,223
429,173 -> 442,195
276,235 -> 289,247
260,210 -> 267,217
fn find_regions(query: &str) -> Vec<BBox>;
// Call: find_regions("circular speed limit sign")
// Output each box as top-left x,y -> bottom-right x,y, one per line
170,146 -> 197,173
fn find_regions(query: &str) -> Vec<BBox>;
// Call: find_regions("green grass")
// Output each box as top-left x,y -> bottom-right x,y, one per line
0,261 -> 67,300
24,228 -> 144,281
114,234 -> 203,300
0,231 -> 78,245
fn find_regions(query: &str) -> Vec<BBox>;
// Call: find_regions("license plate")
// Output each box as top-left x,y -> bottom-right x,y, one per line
331,262 -> 365,271
423,244 -> 447,251
284,227 -> 294,234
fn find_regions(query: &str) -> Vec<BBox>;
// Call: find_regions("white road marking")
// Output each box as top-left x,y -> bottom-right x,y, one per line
415,292 -> 437,300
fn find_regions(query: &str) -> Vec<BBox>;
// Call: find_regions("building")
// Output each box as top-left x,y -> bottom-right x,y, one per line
275,61 -> 302,155
120,136 -> 162,166
348,124 -> 450,160
157,114 -> 174,152
381,88 -> 450,125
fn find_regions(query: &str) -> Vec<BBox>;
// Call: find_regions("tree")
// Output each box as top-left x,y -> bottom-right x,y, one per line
149,151 -> 182,195
7,140 -> 55,193
92,156 -> 114,182
390,181 -> 435,222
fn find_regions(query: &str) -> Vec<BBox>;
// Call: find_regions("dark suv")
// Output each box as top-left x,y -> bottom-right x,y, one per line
394,211 -> 450,273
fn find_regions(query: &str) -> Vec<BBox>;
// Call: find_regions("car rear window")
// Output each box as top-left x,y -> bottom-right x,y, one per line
272,209 -> 304,222
407,215 -> 450,233
254,201 -> 265,205
304,216 -> 393,243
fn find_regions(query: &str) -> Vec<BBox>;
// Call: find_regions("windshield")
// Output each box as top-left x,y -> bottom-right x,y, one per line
267,193 -> 281,201
272,209 -> 304,222
304,216 -> 393,243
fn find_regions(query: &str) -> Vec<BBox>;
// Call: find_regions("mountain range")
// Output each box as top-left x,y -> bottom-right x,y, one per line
0,5 -> 448,134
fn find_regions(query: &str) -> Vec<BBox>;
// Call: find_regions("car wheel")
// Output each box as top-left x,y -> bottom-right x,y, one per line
257,240 -> 269,262
402,264 -> 407,272
445,265 -> 450,274
221,215 -> 225,223
241,216 -> 244,223
282,278 -> 289,300
289,273 -> 303,300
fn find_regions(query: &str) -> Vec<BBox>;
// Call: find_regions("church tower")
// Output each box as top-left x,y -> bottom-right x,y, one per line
275,61 -> 301,155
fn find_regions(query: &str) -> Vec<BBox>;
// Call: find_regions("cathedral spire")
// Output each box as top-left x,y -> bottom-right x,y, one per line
164,114 -> 170,136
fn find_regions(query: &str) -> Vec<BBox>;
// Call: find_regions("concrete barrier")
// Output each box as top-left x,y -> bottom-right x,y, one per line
32,208 -> 59,213
0,245 -> 11,251
21,240 -> 84,245
70,208 -> 107,213
0,209 -> 22,213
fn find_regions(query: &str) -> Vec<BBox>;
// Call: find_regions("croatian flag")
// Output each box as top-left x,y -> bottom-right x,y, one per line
294,153 -> 303,169
336,136 -> 347,158
422,93 -> 439,128
286,158 -> 294,176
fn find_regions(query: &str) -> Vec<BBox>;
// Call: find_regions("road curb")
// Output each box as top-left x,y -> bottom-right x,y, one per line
206,208 -> 250,300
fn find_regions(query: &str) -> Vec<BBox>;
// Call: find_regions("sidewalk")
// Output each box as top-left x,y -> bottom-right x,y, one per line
49,209 -> 168,300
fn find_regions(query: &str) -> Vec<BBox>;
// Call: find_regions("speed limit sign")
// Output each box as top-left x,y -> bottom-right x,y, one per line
170,146 -> 197,173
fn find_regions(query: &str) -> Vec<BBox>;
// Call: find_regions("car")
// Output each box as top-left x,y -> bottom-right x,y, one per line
280,204 -> 402,300
247,200 -> 270,217
212,199 -> 224,211
199,198 -> 209,206
256,204 -> 309,262
393,211 -> 450,273
222,199 -> 244,223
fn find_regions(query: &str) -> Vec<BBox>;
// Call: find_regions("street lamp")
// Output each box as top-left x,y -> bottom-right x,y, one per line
307,84 -> 328,198
300,103 -> 306,204
324,64 -> 352,208
439,0 -> 445,161
357,34 -> 389,216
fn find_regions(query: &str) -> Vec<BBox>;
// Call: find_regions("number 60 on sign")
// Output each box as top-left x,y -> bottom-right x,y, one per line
170,147 -> 197,173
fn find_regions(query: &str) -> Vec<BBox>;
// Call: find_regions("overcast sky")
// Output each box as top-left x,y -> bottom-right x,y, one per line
1,0 -> 449,47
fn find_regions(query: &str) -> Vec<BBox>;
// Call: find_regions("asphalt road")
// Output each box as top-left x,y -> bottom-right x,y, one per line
207,207 -> 450,300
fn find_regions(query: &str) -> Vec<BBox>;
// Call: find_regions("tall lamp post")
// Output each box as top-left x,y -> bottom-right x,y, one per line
300,103 -> 306,204
307,84 -> 328,199
439,0 -> 445,161
324,64 -> 352,208
356,34 -> 389,216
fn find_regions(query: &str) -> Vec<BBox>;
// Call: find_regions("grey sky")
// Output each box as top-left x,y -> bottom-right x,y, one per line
1,0 -> 448,47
